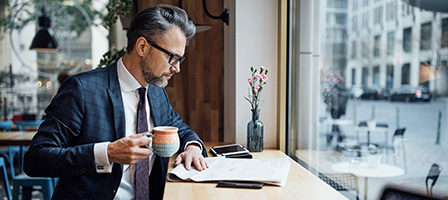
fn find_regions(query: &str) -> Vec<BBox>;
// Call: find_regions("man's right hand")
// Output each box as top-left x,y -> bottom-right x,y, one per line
107,133 -> 153,164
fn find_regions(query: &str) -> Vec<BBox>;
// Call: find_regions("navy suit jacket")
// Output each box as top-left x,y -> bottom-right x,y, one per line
24,63 -> 207,200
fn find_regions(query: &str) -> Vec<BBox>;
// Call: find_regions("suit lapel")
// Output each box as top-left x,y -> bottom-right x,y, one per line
106,63 -> 126,139
147,84 -> 162,127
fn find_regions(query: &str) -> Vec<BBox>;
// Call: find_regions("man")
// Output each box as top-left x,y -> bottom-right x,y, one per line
24,5 -> 208,200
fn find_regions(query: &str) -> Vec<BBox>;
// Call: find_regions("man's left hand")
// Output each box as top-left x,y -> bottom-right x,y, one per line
174,144 -> 208,171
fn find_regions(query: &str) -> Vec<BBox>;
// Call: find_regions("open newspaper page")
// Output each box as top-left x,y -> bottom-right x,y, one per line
167,157 -> 290,187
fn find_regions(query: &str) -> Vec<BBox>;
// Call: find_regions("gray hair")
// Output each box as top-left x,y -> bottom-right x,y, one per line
126,5 -> 196,52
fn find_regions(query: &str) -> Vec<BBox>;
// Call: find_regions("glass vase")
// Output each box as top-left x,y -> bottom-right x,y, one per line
247,109 -> 264,152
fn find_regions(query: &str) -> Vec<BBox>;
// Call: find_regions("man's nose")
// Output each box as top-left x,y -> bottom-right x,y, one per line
170,64 -> 180,73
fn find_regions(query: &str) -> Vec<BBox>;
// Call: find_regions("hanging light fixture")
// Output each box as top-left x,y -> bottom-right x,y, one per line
30,7 -> 58,52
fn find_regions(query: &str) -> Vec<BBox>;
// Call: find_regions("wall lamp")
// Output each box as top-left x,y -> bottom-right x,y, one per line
179,0 -> 229,33
29,7 -> 58,52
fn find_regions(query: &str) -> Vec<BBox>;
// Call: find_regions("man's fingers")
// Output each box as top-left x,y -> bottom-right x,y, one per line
174,155 -> 182,166
184,154 -> 192,171
193,158 -> 203,171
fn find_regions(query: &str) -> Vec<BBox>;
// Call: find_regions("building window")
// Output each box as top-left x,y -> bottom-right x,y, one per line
362,67 -> 369,87
374,35 -> 381,57
420,22 -> 432,50
335,13 -> 347,25
373,66 -> 380,85
328,0 -> 348,9
386,64 -> 394,89
351,41 -> 357,59
352,16 -> 358,31
386,2 -> 396,21
373,6 -> 383,25
362,11 -> 370,28
362,40 -> 369,58
403,27 -> 412,52
387,31 -> 395,55
442,18 -> 448,48
351,68 -> 356,85
401,63 -> 410,84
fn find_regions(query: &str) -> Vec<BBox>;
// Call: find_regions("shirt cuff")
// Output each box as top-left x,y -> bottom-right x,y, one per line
184,141 -> 203,152
94,142 -> 113,173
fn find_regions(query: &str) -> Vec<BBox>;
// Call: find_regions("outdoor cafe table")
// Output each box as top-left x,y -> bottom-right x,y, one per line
331,161 -> 404,200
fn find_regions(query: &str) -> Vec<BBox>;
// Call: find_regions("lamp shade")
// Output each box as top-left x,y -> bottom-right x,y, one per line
30,15 -> 58,52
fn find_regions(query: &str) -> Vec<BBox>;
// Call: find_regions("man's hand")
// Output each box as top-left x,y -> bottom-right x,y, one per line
107,133 -> 153,164
174,144 -> 208,171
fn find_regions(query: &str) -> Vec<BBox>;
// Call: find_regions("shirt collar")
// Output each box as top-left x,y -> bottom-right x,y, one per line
117,58 -> 145,92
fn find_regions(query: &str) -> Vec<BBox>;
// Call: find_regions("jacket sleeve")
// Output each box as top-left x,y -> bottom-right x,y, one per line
24,76 -> 98,177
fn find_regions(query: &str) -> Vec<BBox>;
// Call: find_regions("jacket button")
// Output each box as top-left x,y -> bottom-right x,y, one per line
112,190 -> 116,194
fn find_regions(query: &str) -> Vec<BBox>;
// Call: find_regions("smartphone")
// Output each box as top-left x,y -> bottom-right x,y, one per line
216,181 -> 264,189
210,144 -> 249,157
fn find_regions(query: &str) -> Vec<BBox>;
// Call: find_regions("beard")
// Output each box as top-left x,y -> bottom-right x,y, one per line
140,58 -> 173,88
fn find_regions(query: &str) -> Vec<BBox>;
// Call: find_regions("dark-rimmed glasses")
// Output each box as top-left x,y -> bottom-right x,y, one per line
140,36 -> 185,65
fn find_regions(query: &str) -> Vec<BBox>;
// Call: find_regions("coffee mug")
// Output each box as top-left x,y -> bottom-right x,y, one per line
145,126 -> 180,157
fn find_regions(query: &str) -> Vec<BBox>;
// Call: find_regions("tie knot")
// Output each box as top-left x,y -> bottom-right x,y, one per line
138,87 -> 146,98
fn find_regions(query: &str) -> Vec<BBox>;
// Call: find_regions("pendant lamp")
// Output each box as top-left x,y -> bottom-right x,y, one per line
30,8 -> 58,52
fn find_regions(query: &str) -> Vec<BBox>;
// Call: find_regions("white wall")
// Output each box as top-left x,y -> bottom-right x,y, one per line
224,0 -> 278,148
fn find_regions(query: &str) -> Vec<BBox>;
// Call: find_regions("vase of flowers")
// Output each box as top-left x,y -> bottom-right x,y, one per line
245,66 -> 269,152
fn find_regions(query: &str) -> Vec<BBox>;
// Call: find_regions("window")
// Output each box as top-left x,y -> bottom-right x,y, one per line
352,16 -> 358,31
420,22 -> 432,50
335,13 -> 347,25
374,35 -> 381,57
288,1 -> 447,200
373,6 -> 383,25
362,67 -> 369,87
387,31 -> 395,55
442,18 -> 448,48
403,27 -> 412,52
351,41 -> 357,59
401,63 -> 410,84
351,68 -> 356,85
386,2 -> 396,21
386,64 -> 394,89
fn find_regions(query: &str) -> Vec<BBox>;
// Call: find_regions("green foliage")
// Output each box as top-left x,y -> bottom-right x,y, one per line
102,0 -> 136,29
0,0 -> 103,39
97,47 -> 126,68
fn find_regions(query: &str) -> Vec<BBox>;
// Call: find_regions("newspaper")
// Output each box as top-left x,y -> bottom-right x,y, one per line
167,157 -> 290,187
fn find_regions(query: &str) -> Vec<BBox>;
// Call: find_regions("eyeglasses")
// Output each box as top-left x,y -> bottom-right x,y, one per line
140,36 -> 185,65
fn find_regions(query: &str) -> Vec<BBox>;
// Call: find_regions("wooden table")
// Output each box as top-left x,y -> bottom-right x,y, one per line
0,131 -> 36,146
164,143 -> 348,200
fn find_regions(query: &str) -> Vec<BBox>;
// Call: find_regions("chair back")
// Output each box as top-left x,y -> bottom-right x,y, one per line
392,128 -> 406,142
319,173 -> 359,200
380,186 -> 440,200
426,163 -> 443,197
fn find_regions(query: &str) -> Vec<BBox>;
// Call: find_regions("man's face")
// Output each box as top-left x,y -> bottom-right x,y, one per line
140,27 -> 187,88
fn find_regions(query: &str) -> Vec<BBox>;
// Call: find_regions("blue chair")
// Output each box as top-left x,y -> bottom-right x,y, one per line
12,173 -> 55,200
14,120 -> 43,132
0,121 -> 13,132
0,121 -> 22,179
0,157 -> 12,200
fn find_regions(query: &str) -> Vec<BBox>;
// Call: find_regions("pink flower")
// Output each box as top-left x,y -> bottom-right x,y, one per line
248,78 -> 254,84
253,88 -> 258,93
260,66 -> 266,71
255,72 -> 262,79
261,74 -> 268,82
255,85 -> 260,90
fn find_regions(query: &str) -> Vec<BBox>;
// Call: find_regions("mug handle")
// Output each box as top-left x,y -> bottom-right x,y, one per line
142,132 -> 155,151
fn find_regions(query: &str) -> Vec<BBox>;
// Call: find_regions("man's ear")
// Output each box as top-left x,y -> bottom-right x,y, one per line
135,37 -> 150,57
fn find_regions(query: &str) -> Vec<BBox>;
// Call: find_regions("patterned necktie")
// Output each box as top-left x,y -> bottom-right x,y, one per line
135,87 -> 149,200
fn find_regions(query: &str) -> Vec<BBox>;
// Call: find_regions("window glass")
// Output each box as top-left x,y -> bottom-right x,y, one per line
387,31 -> 395,55
289,1 -> 448,199
420,22 -> 432,50
403,27 -> 412,52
